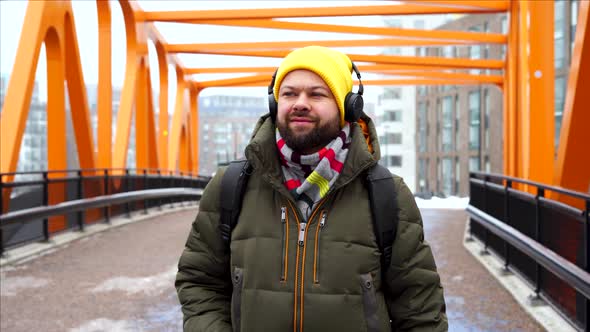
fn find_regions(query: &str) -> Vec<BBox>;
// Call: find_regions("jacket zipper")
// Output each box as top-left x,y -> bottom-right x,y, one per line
280,206 -> 289,282
313,211 -> 327,284
288,199 -> 328,332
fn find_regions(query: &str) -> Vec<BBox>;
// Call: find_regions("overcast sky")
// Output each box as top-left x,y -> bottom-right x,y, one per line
0,1 -> 397,105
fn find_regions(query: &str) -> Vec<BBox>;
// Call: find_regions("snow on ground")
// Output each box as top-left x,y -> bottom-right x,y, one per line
415,196 -> 470,209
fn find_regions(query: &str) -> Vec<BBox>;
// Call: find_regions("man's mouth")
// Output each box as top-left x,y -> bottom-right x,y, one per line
289,117 -> 314,123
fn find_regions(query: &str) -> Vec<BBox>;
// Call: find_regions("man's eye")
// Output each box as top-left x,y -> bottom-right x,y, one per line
311,92 -> 326,97
281,92 -> 295,97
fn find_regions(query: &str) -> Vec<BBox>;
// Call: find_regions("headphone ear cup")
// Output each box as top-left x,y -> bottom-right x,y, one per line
268,93 -> 278,122
344,92 -> 364,122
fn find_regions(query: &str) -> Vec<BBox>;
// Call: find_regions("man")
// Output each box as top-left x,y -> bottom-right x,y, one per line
176,46 -> 447,331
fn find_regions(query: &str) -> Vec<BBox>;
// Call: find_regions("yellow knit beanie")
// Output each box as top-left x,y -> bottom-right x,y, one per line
273,46 -> 353,127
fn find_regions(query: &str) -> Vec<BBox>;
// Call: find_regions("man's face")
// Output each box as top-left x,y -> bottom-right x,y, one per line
276,70 -> 341,155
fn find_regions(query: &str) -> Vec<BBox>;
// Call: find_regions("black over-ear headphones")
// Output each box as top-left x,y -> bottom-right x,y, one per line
268,62 -> 365,123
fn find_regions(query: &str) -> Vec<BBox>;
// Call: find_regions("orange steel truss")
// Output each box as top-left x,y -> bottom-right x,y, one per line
1,0 -> 589,209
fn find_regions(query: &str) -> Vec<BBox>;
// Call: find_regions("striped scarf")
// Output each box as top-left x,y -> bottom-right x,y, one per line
276,123 -> 351,219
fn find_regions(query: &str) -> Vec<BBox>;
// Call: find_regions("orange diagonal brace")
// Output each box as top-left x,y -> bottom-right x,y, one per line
555,0 -> 590,197
185,64 -> 462,75
168,66 -> 188,170
194,19 -> 507,45
0,2 -> 47,177
400,0 -> 509,11
166,38 -> 468,53
189,87 -> 200,173
372,70 -> 503,85
142,3 -> 507,22
112,0 -> 140,171
230,78 -> 494,87
196,74 -> 272,89
97,1 -> 113,170
180,49 -> 504,70
64,12 -> 96,170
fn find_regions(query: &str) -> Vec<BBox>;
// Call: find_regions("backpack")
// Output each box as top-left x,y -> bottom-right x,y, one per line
219,159 -> 398,271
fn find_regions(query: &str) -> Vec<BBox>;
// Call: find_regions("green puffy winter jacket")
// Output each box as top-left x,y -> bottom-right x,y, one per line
176,114 -> 447,331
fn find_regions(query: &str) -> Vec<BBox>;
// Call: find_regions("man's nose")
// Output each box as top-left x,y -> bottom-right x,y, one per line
292,93 -> 310,112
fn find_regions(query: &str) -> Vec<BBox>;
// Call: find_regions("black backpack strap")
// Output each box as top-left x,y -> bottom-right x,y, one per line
366,163 -> 398,272
219,159 -> 252,251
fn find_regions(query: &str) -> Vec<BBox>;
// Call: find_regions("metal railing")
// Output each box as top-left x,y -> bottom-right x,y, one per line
468,171 -> 590,331
0,168 -> 211,255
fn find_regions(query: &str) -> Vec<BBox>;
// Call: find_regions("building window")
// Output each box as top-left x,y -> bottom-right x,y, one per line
455,157 -> 460,195
571,0 -> 579,55
555,0 -> 566,69
442,45 -> 454,58
382,87 -> 402,100
442,157 -> 453,197
469,91 -> 481,150
455,95 -> 460,151
485,156 -> 491,172
484,89 -> 490,149
384,133 -> 402,145
555,76 -> 566,149
386,155 -> 402,167
442,96 -> 453,151
418,85 -> 426,96
469,157 -> 481,172
469,26 -> 482,74
418,102 -> 428,152
384,110 -> 402,122
418,158 -> 428,193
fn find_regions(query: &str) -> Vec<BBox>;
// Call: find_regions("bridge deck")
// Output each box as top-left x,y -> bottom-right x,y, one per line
0,208 -> 544,331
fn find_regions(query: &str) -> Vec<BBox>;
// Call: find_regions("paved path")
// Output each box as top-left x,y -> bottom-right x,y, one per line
0,207 -> 544,331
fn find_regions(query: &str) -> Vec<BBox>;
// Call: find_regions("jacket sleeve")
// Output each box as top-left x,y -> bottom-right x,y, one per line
175,170 -> 233,332
384,177 -> 448,332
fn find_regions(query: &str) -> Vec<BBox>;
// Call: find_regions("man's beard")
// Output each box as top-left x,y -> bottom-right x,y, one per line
277,113 -> 340,154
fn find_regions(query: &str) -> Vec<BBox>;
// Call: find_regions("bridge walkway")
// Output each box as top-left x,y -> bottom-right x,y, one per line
0,207 -> 544,331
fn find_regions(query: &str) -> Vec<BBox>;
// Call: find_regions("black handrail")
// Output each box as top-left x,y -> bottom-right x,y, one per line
470,171 -> 590,201
0,168 -> 206,178
467,205 -> 590,300
0,188 -> 202,227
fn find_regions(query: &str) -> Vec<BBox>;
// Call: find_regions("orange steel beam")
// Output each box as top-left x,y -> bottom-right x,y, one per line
168,66 -> 188,170
166,38 -> 469,53
97,1 -> 112,170
400,0 -> 508,10
516,0 -> 529,182
195,74 -> 272,89
111,0 -> 141,172
187,19 -> 507,45
365,70 -> 503,85
189,87 -> 200,174
64,11 -> 96,171
504,0 -> 519,177
142,3 -> 508,22
135,60 -> 150,170
225,78 -> 494,87
526,0 -> 554,186
178,49 -> 504,70
0,1 -> 96,176
555,0 -> 590,196
186,64 -> 469,75
195,70 -> 502,89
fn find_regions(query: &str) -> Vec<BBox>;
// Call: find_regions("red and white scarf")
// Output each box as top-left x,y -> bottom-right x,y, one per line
276,124 -> 351,219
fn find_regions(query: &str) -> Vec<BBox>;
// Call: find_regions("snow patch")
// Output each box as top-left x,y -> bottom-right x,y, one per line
91,265 -> 177,296
1,275 -> 50,296
69,318 -> 135,332
415,196 -> 469,209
